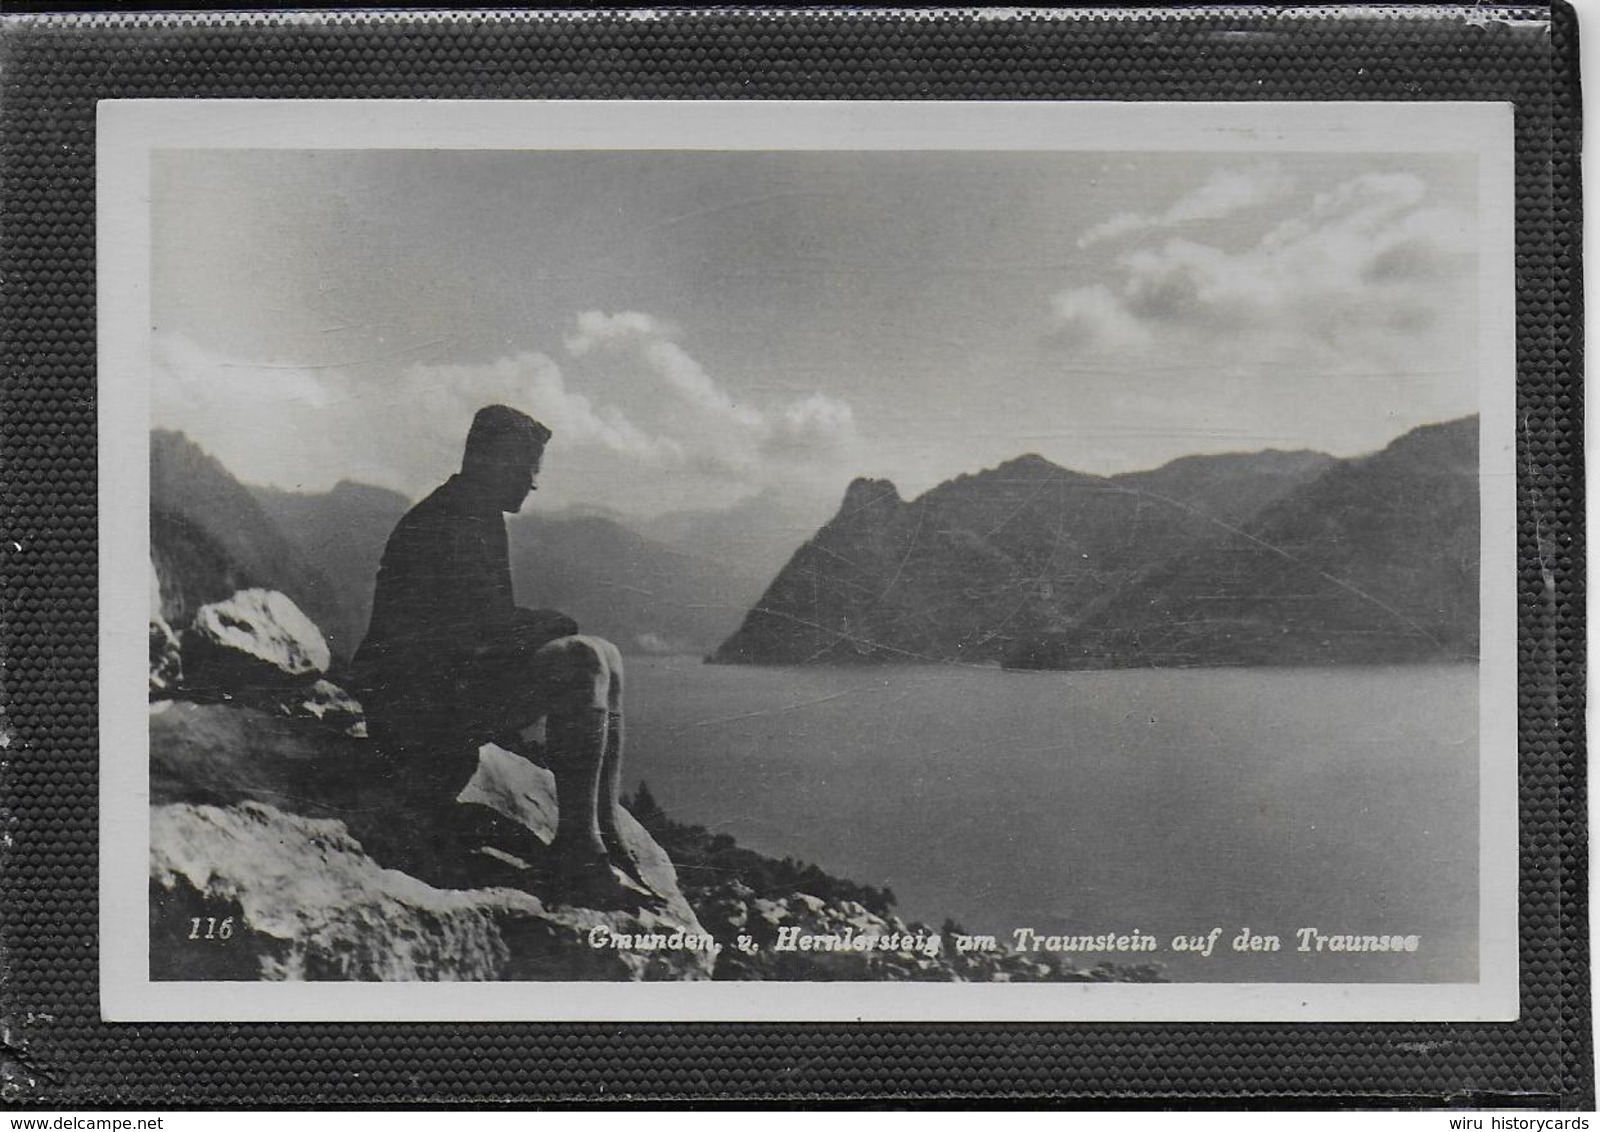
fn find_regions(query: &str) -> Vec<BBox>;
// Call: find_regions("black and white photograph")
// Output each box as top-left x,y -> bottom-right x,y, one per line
99,100 -> 1517,1021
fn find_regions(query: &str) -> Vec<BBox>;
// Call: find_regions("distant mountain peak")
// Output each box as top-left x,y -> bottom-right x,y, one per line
150,429 -> 350,659
994,453 -> 1065,476
151,427 -> 221,471
840,477 -> 902,514
329,478 -> 408,500
1131,448 -> 1336,478
1365,414 -> 1479,470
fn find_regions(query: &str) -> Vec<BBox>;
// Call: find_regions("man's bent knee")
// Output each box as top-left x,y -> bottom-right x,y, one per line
533,634 -> 615,711
594,638 -> 623,699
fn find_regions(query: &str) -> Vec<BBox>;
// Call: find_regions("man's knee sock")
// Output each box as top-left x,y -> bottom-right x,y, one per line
544,706 -> 608,858
599,709 -> 626,842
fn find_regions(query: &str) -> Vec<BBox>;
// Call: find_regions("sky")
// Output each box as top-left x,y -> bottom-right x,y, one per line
150,148 -> 1481,518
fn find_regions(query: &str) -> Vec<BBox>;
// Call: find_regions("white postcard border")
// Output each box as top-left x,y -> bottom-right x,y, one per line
99,99 -> 1519,1022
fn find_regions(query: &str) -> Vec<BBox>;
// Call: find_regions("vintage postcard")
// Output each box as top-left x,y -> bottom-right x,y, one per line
99,99 -> 1517,1021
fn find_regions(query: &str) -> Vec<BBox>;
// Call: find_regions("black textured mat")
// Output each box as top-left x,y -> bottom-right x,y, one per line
0,6 -> 1586,1107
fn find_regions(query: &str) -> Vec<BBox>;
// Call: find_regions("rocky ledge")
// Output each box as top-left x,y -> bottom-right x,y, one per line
149,574 -> 1162,983
149,572 -> 712,981
151,702 -> 712,981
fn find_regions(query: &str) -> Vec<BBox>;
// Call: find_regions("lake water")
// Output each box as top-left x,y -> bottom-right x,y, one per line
621,659 -> 1479,982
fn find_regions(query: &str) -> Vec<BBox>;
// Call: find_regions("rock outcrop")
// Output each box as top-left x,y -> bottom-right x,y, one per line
149,700 -> 712,982
185,588 -> 333,690
626,793 -> 1166,984
147,590 -> 1160,985
147,575 -> 712,982
149,617 -> 183,697
696,886 -> 1032,982
294,678 -> 367,737
149,556 -> 183,696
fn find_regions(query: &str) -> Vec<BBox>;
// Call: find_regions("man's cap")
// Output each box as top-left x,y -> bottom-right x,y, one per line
465,404 -> 552,459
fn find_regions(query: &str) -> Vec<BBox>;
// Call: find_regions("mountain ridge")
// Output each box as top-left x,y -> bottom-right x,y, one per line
153,430 -> 762,660
1045,416 -> 1479,668
713,418 -> 1478,669
150,430 -> 352,657
153,420 -> 1478,674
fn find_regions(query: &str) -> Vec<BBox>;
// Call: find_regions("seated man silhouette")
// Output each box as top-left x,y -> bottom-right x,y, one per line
351,405 -> 645,902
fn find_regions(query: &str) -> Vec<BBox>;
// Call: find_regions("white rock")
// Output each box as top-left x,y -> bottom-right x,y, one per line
150,800 -> 714,982
149,615 -> 182,696
790,892 -> 827,916
461,743 -> 695,925
147,703 -> 713,981
191,589 -> 331,680
295,678 -> 365,731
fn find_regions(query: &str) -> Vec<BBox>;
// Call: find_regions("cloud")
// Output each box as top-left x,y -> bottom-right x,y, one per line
1078,164 -> 1297,248
410,352 -> 685,468
1049,284 -> 1152,352
1027,168 -> 1481,465
1052,171 -> 1474,369
777,392 -> 857,452
152,311 -> 861,516
563,309 -> 858,477
566,310 -> 768,441
151,332 -> 385,491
